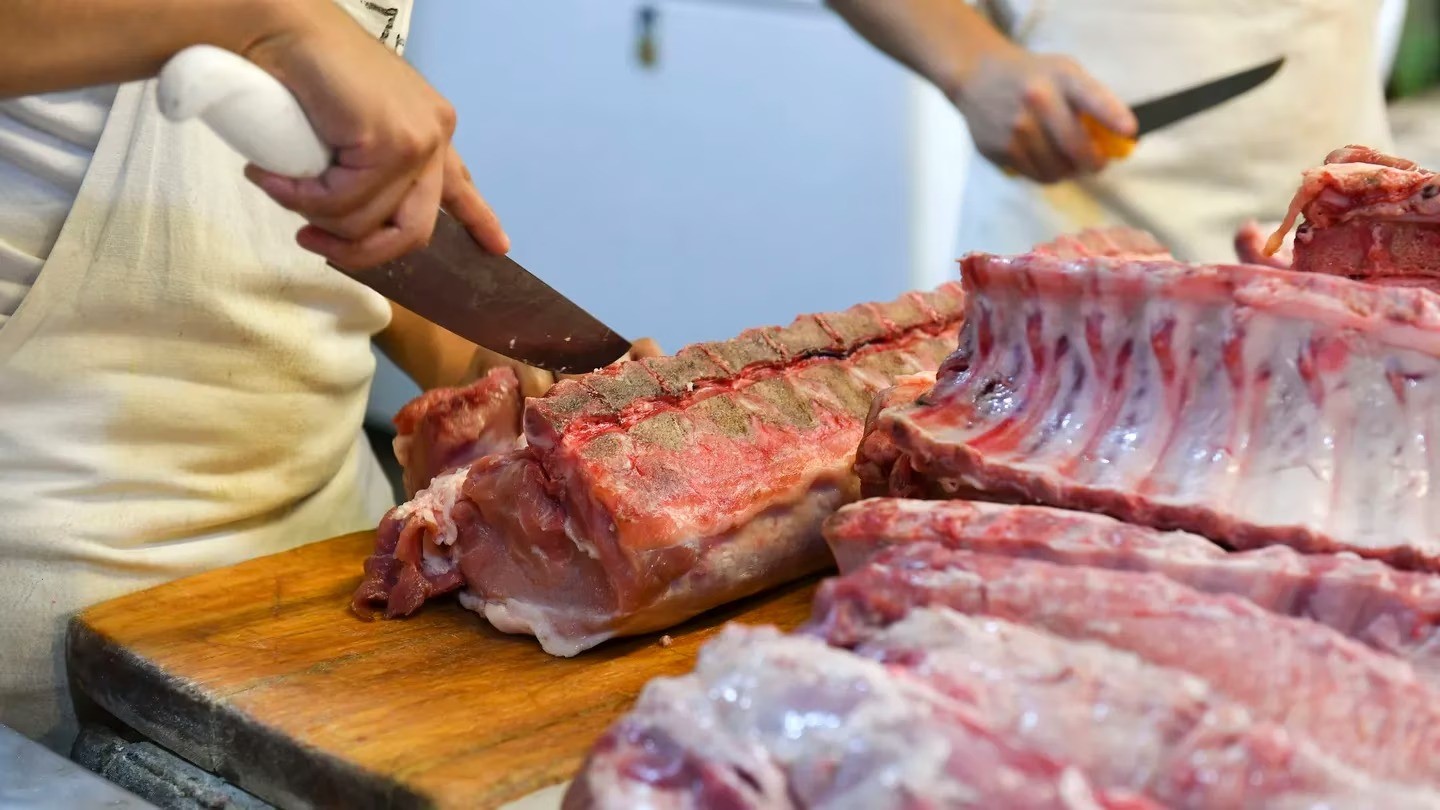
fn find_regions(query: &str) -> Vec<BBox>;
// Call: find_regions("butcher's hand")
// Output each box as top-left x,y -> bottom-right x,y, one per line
955,46 -> 1136,184
469,338 -> 666,398
241,2 -> 509,269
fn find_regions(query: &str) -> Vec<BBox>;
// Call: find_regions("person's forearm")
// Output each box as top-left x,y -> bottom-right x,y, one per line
826,0 -> 1014,99
1,0 -> 308,97
375,303 -> 480,392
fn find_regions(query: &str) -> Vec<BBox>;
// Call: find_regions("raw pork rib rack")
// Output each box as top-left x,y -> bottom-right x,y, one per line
858,243 -> 1440,569
354,284 -> 964,655
569,182 -> 1440,805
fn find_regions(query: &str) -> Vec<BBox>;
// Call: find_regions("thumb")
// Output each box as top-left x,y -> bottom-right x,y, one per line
1059,69 -> 1136,138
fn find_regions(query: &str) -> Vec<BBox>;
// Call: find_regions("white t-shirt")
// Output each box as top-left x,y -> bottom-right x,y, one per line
0,0 -> 413,329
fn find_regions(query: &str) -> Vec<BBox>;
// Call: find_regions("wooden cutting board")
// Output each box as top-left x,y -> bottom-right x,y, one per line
68,531 -> 820,809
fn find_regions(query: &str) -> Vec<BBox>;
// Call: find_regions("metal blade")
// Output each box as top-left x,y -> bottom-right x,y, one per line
1133,58 -> 1284,136
346,211 -> 632,374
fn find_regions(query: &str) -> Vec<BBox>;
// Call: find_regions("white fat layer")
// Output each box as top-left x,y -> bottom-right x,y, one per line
458,590 -> 613,658
391,466 -> 470,576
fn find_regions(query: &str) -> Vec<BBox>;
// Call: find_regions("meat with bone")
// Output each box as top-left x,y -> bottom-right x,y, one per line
390,366 -> 524,498
843,608 -> 1440,808
1031,226 -> 1173,260
858,248 -> 1440,570
563,624 -> 1154,810
806,543 -> 1440,789
353,285 -> 965,655
824,499 -> 1440,679
1264,145 -> 1440,288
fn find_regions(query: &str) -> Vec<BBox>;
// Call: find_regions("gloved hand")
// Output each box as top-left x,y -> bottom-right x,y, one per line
954,46 -> 1137,184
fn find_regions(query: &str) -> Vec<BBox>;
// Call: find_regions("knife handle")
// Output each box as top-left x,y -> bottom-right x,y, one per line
1001,114 -> 1138,178
156,45 -> 331,178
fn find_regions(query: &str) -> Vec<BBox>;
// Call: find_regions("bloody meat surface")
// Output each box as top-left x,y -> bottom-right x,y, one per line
563,624 -> 1155,810
354,284 -> 965,655
806,543 -> 1440,790
824,498 -> 1440,681
390,366 -> 524,499
858,247 -> 1440,570
1264,145 -> 1440,287
844,608 -> 1440,807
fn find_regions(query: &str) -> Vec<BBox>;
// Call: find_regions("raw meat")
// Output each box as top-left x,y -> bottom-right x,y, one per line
564,624 -> 1154,810
858,247 -> 1440,570
354,285 -> 966,655
824,498 -> 1440,678
1031,226 -> 1172,260
1265,145 -> 1440,287
843,608 -> 1440,808
807,543 -> 1440,788
391,367 -> 524,498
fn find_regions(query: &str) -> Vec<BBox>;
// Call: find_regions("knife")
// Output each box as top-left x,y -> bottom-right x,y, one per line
154,45 -> 633,375
1081,57 -> 1285,160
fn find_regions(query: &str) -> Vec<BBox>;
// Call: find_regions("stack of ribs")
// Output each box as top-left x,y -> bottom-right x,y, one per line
354,284 -> 965,655
565,146 -> 1440,807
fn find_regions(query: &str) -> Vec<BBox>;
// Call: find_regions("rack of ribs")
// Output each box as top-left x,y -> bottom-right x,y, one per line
353,284 -> 965,655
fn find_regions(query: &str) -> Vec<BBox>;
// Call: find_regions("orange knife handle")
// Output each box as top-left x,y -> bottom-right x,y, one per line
1001,114 -> 1138,178
1081,113 -> 1137,160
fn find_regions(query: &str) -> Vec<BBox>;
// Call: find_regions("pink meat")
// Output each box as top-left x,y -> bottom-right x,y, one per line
391,367 -> 524,498
1031,226 -> 1173,261
859,249 -> 1440,570
355,285 -> 966,655
807,543 -> 1440,789
849,608 -> 1440,808
1265,145 -> 1440,287
565,624 -> 1155,810
824,498 -> 1440,680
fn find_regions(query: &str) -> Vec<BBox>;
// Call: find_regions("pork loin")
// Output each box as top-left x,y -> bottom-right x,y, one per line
391,366 -> 524,498
354,285 -> 965,655
564,624 -> 1153,810
1265,145 -> 1440,288
825,498 -> 1440,681
807,543 -> 1440,789
847,608 -> 1440,807
858,248 -> 1440,569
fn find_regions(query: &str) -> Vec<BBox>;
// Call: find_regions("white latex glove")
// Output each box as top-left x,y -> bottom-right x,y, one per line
954,48 -> 1137,184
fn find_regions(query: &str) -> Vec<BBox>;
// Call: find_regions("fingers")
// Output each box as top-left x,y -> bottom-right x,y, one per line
1058,63 -> 1137,138
1026,69 -> 1102,174
297,148 -> 446,270
442,147 -> 510,255
627,337 -> 663,360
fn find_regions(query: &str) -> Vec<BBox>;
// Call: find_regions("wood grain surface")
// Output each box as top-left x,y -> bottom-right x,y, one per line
68,532 -> 821,809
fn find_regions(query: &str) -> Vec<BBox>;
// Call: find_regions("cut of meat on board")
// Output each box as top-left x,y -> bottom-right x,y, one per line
563,625 -> 1156,810
806,543 -> 1440,790
1031,226 -> 1172,260
823,499 -> 1440,680
859,247 -> 1440,570
354,284 -> 966,656
391,367 -> 524,498
1234,219 -> 1292,268
1265,145 -> 1440,288
848,608 -> 1440,808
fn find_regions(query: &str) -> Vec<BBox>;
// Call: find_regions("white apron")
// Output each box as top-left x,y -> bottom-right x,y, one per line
0,3 -> 414,750
959,0 -> 1394,262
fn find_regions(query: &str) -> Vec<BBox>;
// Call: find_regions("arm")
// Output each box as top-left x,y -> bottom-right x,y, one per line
827,0 -> 1136,183
376,302 -> 663,398
3,0 -> 507,268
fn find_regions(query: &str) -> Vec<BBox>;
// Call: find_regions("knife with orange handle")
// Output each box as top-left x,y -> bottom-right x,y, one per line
1002,58 -> 1282,177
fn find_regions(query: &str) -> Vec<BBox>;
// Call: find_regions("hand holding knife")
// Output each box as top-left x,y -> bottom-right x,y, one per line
155,45 -> 633,375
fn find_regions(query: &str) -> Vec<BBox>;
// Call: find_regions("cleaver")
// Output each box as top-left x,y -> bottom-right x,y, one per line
154,45 -> 633,375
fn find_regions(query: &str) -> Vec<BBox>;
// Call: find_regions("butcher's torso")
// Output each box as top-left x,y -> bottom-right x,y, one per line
0,1 -> 413,750
960,0 -> 1396,262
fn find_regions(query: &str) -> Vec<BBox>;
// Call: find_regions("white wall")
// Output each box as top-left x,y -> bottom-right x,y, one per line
370,0 -> 936,421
